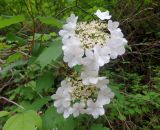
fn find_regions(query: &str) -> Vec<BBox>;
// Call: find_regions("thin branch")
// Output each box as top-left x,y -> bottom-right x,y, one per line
55,6 -> 76,17
121,7 -> 154,24
77,6 -> 95,18
23,0 -> 36,53
56,0 -> 95,18
124,121 -> 131,130
0,96 -> 25,110
28,0 -> 36,52
104,115 -> 114,130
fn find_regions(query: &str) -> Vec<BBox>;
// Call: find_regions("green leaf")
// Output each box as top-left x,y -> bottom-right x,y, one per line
36,72 -> 54,92
0,111 -> 10,118
42,107 -> 63,130
0,42 -> 12,51
38,17 -> 62,28
0,60 -> 27,76
0,15 -> 25,29
3,110 -> 42,130
144,0 -> 152,4
31,97 -> 51,111
118,114 -> 126,121
42,107 -> 75,130
36,39 -> 62,68
91,124 -> 110,130
19,85 -> 36,100
21,97 -> 51,111
125,44 -> 132,52
6,52 -> 23,63
61,119 -> 75,130
6,33 -> 27,45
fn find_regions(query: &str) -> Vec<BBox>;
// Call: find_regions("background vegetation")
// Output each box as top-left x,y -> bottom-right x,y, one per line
0,0 -> 160,130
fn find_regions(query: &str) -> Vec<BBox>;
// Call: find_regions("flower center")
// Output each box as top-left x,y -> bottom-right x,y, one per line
75,20 -> 110,49
66,77 -> 99,102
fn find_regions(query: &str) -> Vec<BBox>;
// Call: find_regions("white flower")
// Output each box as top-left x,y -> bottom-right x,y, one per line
70,102 -> 86,117
59,10 -> 127,69
108,20 -> 119,31
60,80 -> 73,93
86,99 -> 105,118
59,29 -> 74,40
63,45 -> 84,67
97,87 -> 114,105
51,80 -> 73,118
62,36 -> 81,46
96,77 -> 109,89
52,75 -> 114,119
93,45 -> 110,66
82,46 -> 110,70
94,9 -> 111,20
54,10 -> 129,119
51,80 -> 73,108
62,37 -> 84,67
81,69 -> 106,85
51,87 -> 71,108
107,20 -> 128,59
110,29 -> 124,38
107,37 -> 127,59
59,14 -> 78,40
66,13 -> 78,25
57,106 -> 72,118
82,49 -> 99,71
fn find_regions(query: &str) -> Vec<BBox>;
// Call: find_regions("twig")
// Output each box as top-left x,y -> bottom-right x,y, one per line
55,6 -> 76,17
23,0 -> 36,53
121,8 -> 154,24
104,115 -> 114,130
0,96 -> 25,110
124,121 -> 131,130
77,6 -> 95,18
55,0 -> 95,18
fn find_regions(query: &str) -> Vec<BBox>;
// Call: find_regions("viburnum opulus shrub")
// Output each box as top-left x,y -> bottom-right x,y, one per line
51,9 -> 127,118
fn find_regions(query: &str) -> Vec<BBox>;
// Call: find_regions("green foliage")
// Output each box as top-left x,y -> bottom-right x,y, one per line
6,33 -> 27,45
0,0 -> 160,130
36,39 -> 62,68
42,107 -> 75,130
36,71 -> 54,93
0,60 -> 27,77
0,111 -> 10,118
91,124 -> 110,130
6,52 -> 23,63
21,97 -> 51,111
0,15 -> 25,29
3,110 -> 42,130
38,17 -> 62,28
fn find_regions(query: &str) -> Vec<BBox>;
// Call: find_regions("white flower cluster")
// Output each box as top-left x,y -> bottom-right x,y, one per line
52,74 -> 114,118
52,9 -> 127,118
